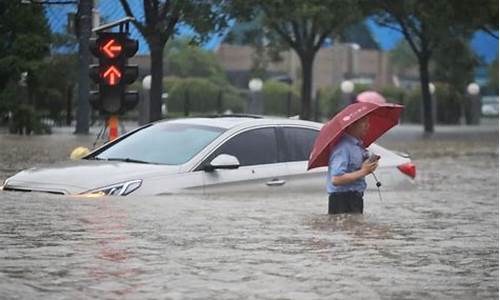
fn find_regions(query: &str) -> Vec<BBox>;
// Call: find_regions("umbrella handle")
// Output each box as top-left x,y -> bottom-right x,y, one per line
372,172 -> 383,201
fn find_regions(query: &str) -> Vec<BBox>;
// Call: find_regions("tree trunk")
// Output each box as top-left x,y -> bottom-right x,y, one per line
299,54 -> 314,120
418,55 -> 434,134
75,0 -> 92,134
66,84 -> 73,126
149,42 -> 164,122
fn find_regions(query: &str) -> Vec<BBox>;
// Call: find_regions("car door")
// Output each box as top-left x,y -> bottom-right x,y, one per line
276,126 -> 326,193
197,127 -> 288,194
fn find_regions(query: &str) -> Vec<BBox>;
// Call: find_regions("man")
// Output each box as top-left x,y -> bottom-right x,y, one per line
327,116 -> 378,214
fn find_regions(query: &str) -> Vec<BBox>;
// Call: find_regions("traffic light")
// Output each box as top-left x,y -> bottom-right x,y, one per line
89,32 -> 139,114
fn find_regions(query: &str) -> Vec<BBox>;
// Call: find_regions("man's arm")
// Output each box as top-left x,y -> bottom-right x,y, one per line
332,160 -> 378,186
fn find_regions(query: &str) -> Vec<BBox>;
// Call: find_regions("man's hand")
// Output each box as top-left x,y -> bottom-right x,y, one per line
332,159 -> 379,186
361,159 -> 378,175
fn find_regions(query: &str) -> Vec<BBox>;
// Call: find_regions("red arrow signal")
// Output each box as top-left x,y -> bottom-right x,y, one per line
102,66 -> 122,86
101,39 -> 122,58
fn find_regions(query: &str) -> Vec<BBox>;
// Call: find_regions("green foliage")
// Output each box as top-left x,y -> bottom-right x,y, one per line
434,83 -> 463,124
0,1 -> 53,131
380,86 -> 406,105
432,38 -> 478,93
262,80 -> 300,116
164,77 -> 245,114
119,0 -> 230,121
9,104 -> 51,135
372,0 -> 494,131
0,1 -> 51,91
161,39 -> 245,115
402,89 -> 422,124
338,21 -> 380,50
0,81 -> 21,116
318,86 -> 342,119
488,56 -> 499,93
165,39 -> 227,83
229,0 -> 366,120
399,84 -> 463,124
390,40 -> 418,73
317,84 -> 371,119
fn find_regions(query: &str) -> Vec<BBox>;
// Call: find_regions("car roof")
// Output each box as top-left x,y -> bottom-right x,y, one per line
158,115 -> 323,130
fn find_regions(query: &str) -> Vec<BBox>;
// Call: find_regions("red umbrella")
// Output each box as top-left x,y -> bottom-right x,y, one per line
308,101 -> 403,170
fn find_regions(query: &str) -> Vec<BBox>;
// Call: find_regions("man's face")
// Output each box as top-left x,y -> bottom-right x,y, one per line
347,116 -> 370,138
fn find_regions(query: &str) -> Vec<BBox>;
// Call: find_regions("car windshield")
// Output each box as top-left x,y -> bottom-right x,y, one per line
94,123 -> 225,165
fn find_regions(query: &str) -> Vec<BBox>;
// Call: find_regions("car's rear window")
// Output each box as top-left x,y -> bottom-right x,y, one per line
95,123 -> 225,165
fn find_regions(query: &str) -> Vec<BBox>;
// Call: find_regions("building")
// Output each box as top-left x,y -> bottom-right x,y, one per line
214,43 -> 419,92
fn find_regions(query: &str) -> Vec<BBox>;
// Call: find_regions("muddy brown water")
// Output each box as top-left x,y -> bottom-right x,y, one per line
0,126 -> 498,299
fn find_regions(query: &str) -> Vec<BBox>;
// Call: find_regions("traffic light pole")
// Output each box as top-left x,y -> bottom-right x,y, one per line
75,0 -> 93,134
107,115 -> 119,141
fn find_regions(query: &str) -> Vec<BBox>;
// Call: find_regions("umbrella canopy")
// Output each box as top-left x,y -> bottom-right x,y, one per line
308,102 -> 403,170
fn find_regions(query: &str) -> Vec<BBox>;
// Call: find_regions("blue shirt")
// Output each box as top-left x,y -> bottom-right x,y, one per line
327,133 -> 368,194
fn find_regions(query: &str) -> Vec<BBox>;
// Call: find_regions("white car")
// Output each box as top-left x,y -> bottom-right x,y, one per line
2,115 -> 416,196
482,96 -> 499,117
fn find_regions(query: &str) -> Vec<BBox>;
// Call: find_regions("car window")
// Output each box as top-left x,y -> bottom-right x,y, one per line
281,127 -> 319,162
207,127 -> 278,167
94,123 -> 225,165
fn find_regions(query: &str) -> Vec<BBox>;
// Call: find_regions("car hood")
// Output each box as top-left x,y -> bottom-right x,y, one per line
3,159 -> 180,195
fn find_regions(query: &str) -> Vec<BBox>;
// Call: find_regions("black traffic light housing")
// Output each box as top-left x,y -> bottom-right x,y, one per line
89,26 -> 139,115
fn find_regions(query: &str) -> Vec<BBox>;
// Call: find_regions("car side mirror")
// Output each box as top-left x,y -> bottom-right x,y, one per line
203,154 -> 240,172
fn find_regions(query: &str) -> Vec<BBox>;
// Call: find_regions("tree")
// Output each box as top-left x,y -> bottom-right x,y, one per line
389,39 -> 417,74
433,38 -> 478,91
488,56 -> 499,93
373,0 -> 498,133
165,39 -> 227,83
229,0 -> 364,120
338,21 -> 380,50
0,1 -> 51,132
119,0 -> 227,122
0,1 -> 50,94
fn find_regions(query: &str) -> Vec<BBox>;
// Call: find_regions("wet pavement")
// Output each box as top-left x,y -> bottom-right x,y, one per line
0,122 -> 498,299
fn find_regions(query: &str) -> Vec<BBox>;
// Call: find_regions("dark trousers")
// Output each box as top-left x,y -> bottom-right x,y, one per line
328,191 -> 364,214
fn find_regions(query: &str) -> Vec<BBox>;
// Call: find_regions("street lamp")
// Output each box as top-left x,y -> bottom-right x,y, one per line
427,82 -> 437,126
467,83 -> 480,96
161,93 -> 168,117
428,83 -> 436,95
248,78 -> 263,92
139,75 -> 152,125
340,80 -> 354,94
248,78 -> 263,114
142,75 -> 152,90
340,80 -> 354,109
466,82 -> 481,125
348,43 -> 360,77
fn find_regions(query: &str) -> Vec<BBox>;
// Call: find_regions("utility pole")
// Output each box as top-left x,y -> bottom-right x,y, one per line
75,0 -> 92,134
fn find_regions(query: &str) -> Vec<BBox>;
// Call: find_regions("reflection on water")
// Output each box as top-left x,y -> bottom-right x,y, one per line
0,130 -> 498,299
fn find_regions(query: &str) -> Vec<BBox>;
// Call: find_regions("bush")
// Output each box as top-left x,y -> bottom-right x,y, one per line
402,89 -> 422,123
318,86 -> 341,119
163,77 -> 245,115
380,86 -> 406,105
9,104 -> 51,135
435,83 -> 462,124
399,84 -> 463,124
262,80 -> 300,116
317,83 -> 373,120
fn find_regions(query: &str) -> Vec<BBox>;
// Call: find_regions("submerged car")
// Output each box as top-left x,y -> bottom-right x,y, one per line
2,115 -> 416,196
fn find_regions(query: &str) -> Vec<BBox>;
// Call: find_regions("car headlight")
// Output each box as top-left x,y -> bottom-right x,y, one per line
80,180 -> 142,197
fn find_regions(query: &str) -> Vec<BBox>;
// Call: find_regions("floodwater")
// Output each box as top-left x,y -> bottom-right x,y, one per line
0,125 -> 498,299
